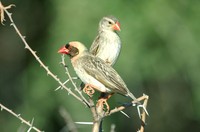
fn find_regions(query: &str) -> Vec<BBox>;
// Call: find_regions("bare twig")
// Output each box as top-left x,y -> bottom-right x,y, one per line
138,94 -> 149,132
60,55 -> 78,90
108,95 -> 149,132
55,79 -> 70,91
0,1 -> 15,24
107,94 -> 149,116
60,55 -> 90,105
2,2 -> 89,107
0,103 -> 42,132
55,77 -> 78,91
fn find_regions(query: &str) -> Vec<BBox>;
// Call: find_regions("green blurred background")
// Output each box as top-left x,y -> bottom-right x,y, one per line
1,0 -> 200,131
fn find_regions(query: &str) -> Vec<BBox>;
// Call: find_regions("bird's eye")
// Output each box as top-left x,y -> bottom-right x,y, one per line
108,21 -> 112,24
65,43 -> 70,48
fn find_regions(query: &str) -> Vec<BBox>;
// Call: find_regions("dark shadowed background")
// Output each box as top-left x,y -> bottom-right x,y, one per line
0,0 -> 200,131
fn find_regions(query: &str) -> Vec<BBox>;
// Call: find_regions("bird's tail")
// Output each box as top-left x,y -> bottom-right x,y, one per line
128,92 -> 141,105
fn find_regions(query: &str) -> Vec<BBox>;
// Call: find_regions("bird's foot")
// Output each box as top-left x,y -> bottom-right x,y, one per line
96,98 -> 110,113
83,84 -> 95,97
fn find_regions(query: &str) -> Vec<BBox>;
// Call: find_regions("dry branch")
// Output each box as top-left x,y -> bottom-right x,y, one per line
138,95 -> 149,132
1,1 -> 89,107
0,103 -> 42,132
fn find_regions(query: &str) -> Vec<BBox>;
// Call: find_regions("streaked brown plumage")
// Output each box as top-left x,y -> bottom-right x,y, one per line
58,41 -> 138,101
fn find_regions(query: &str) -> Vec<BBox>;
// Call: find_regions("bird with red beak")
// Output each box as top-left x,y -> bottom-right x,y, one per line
58,41 -> 147,114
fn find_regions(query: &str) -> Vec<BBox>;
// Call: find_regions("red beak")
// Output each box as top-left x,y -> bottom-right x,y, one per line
112,21 -> 121,31
58,46 -> 69,54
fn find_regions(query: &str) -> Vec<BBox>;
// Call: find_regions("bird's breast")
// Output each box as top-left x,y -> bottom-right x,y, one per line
96,32 -> 121,65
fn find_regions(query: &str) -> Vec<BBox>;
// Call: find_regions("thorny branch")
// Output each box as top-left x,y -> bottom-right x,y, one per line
1,2 -> 89,107
0,103 -> 42,132
0,1 -> 14,24
108,94 -> 149,117
90,94 -> 149,132
138,95 -> 149,132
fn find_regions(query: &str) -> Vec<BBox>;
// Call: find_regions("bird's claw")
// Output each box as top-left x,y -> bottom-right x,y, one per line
96,98 -> 110,113
83,85 -> 95,97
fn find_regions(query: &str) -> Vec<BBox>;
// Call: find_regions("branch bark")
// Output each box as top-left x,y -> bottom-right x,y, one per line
0,103 -> 42,132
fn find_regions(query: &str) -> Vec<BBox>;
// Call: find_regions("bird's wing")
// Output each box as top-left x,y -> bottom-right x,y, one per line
89,35 -> 101,55
81,55 -> 128,95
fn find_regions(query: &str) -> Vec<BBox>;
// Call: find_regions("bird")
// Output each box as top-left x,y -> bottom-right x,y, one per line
86,16 -> 122,101
90,16 -> 121,66
58,41 -> 147,114
80,16 -> 121,91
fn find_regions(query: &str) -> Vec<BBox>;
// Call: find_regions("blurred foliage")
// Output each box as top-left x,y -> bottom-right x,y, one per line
0,0 -> 200,131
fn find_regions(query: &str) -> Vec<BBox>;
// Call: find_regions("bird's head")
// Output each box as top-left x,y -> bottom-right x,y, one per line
58,41 -> 88,58
99,16 -> 121,31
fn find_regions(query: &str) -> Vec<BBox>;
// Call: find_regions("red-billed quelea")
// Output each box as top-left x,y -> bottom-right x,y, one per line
90,16 -> 121,66
58,41 -> 147,115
